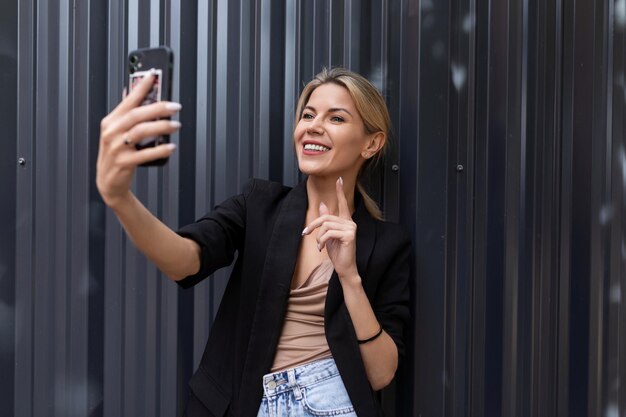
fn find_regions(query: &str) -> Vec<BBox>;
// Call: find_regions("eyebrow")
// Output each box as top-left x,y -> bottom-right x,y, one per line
304,105 -> 353,117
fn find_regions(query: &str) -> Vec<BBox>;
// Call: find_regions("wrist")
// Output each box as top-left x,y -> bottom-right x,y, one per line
104,190 -> 135,211
338,270 -> 363,289
357,324 -> 383,344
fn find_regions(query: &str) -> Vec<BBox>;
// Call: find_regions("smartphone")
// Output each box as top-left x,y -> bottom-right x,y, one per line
127,46 -> 174,166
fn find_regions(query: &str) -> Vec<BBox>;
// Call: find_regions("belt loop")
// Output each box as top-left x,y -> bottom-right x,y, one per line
262,376 -> 271,397
288,369 -> 302,400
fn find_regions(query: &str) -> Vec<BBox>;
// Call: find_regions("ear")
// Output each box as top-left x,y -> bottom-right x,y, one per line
361,132 -> 386,159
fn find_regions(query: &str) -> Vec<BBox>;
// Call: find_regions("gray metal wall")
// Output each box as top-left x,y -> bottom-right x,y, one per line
1,0 -> 625,416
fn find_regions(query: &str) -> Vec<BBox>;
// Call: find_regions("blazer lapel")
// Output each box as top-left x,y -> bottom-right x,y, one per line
238,180 -> 308,411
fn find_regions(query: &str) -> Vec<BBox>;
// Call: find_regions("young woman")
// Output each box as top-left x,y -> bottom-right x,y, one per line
97,68 -> 411,417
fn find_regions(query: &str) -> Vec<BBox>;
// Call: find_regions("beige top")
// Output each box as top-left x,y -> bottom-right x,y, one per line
271,259 -> 334,372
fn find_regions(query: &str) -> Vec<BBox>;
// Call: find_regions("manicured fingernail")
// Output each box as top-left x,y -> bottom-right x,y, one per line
338,176 -> 343,185
301,227 -> 308,236
166,102 -> 182,111
170,120 -> 181,128
164,143 -> 177,150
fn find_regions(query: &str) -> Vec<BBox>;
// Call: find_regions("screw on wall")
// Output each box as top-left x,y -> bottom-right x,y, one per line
456,164 -> 464,172
391,164 -> 400,172
18,158 -> 26,167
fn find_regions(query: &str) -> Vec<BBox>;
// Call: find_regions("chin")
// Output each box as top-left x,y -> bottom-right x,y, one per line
297,161 -> 321,176
298,167 -> 321,177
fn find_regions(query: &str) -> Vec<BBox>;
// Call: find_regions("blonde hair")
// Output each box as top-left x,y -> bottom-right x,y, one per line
295,67 -> 391,220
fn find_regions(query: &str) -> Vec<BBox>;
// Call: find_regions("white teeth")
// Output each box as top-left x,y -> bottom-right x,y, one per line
304,143 -> 330,152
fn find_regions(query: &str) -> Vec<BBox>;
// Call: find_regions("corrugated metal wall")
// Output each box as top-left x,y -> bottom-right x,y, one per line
2,0 -> 625,416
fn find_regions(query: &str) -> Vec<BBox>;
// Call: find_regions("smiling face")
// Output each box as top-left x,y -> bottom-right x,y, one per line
294,83 -> 376,181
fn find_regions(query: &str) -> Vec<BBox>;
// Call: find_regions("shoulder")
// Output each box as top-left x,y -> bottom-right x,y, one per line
242,178 -> 292,200
238,178 -> 301,216
370,217 -> 411,242
374,219 -> 410,239
371,218 -> 412,254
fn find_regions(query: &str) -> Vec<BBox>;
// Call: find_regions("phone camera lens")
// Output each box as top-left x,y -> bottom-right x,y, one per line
130,55 -> 139,64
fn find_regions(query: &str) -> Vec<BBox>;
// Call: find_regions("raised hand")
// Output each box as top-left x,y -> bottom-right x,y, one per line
302,177 -> 359,281
96,71 -> 181,207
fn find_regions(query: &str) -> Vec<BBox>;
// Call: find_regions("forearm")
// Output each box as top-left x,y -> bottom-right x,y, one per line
340,274 -> 398,391
109,191 -> 201,280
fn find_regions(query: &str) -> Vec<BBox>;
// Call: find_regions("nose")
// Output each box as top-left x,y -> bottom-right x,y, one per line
306,116 -> 324,135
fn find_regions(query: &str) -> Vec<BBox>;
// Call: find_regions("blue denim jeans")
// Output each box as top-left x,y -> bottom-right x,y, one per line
256,357 -> 357,416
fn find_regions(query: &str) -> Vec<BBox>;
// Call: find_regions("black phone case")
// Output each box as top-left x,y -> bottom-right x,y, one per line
127,46 -> 174,166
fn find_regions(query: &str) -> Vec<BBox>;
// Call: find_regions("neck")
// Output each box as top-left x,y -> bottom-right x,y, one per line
306,175 -> 357,217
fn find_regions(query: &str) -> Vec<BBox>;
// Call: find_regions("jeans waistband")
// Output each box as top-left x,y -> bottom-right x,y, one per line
261,357 -> 339,398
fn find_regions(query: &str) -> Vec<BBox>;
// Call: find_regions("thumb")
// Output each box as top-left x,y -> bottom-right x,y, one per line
319,202 -> 330,216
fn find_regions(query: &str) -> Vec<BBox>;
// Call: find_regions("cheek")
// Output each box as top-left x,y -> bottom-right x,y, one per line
334,131 -> 367,152
293,124 -> 305,143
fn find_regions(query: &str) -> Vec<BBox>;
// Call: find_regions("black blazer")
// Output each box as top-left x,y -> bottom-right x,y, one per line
177,178 -> 411,417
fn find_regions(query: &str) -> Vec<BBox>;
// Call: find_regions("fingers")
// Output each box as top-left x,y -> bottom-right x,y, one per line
301,210 -> 356,252
125,119 -> 181,145
111,71 -> 156,116
101,118 -> 180,166
117,143 -> 178,167
302,207 -> 353,233
336,177 -> 351,219
315,221 -> 352,236
317,229 -> 352,251
101,101 -> 182,145
111,123 -> 180,162
316,219 -> 356,251
300,199 -> 343,233
302,213 -> 334,235
299,176 -> 353,237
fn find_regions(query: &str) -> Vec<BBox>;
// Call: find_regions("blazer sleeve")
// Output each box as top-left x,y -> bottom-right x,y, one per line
372,230 -> 412,360
174,179 -> 255,288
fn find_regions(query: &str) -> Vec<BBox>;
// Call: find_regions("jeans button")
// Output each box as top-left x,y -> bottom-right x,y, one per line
267,380 -> 277,389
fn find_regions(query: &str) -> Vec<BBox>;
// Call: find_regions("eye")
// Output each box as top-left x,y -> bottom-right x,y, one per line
330,116 -> 345,123
301,112 -> 314,120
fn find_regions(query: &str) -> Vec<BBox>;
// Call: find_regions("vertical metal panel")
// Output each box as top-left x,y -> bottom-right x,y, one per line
446,0 -> 476,415
282,0 -> 301,186
610,3 -> 626,417
402,1 -> 454,417
394,0 -> 420,414
0,1 -> 18,417
467,0 -> 626,417
174,0 -> 198,411
14,0 -> 37,415
4,0 -> 626,416
191,0 -> 214,370
527,1 -> 562,415
587,1 -> 611,416
102,0 -> 127,415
